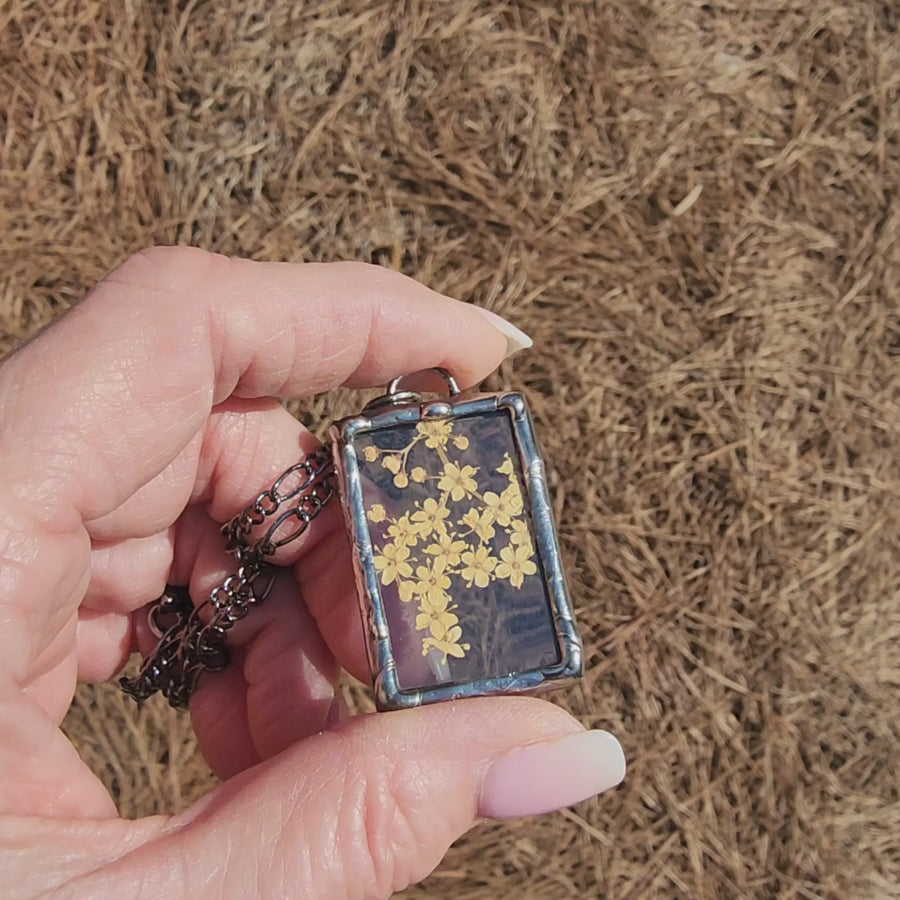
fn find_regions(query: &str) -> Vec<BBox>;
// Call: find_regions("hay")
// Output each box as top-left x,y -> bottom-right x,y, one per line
3,0 -> 899,896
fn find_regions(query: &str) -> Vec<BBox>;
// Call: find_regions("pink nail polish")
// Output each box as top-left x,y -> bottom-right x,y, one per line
479,730 -> 626,819
473,307 -> 533,357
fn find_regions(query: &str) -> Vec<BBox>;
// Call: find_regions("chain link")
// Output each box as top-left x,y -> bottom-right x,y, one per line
120,446 -> 336,709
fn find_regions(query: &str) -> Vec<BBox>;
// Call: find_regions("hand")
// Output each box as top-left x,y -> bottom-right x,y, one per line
0,248 -> 625,898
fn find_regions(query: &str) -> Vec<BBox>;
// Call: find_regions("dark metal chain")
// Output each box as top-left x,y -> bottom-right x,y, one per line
120,446 -> 336,709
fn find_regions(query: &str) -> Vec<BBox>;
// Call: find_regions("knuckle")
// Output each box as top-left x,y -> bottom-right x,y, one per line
99,246 -> 224,301
120,245 -> 209,279
334,741 -> 446,898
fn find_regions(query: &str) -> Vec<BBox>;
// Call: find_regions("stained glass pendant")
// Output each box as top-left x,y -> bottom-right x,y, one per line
330,368 -> 582,710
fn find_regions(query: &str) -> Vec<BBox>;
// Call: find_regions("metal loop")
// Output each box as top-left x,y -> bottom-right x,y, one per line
386,366 -> 461,398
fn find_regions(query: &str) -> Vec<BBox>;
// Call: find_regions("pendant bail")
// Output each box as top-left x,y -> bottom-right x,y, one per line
363,366 -> 461,412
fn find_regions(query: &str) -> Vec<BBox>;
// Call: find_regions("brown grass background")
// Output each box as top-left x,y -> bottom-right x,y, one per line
2,1 -> 899,897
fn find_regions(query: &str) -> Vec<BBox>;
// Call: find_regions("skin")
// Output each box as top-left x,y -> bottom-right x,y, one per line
0,248 -> 584,899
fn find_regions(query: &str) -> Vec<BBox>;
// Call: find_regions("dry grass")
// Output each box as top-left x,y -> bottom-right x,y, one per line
3,1 -> 899,897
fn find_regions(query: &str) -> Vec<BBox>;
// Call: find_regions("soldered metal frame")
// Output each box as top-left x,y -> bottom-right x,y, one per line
330,381 -> 583,711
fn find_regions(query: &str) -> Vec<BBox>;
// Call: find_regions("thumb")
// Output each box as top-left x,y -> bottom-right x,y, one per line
104,698 -> 625,899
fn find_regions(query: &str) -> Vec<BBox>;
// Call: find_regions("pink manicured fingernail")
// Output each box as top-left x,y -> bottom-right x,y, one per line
479,730 -> 626,819
473,307 -> 533,357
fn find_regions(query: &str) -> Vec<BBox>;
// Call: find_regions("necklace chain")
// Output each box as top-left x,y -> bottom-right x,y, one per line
120,446 -> 336,708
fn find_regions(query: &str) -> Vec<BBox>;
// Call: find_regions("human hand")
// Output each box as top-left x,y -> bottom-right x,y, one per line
0,248 -> 625,898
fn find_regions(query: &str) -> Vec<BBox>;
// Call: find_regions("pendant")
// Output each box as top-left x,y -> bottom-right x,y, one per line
330,368 -> 583,711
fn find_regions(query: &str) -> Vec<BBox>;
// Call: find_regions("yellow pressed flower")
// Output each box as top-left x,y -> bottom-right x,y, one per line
416,419 -> 453,449
411,497 -> 449,537
414,611 -> 433,631
460,546 -> 498,588
410,466 -> 427,483
382,455 -> 402,474
482,490 -> 517,527
393,472 -> 409,488
362,445 -> 378,462
461,507 -> 495,542
501,481 -> 524,516
452,434 -> 469,450
423,626 -> 470,660
373,542 -> 412,585
398,580 -> 416,603
387,514 -> 420,547
495,542 -> 537,589
415,607 -> 458,634
367,503 -> 386,524
413,558 -> 451,605
417,588 -> 451,614
428,612 -> 459,640
510,518 -> 532,546
426,531 -> 468,567
438,462 -> 478,501
497,454 -> 515,476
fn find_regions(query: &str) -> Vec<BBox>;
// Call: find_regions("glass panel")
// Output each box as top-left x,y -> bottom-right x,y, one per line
353,409 -> 561,692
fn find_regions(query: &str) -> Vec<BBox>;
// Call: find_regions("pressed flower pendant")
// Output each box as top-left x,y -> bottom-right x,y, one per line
330,368 -> 582,710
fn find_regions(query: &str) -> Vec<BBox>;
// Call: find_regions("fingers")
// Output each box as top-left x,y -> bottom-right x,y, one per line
82,433 -> 203,542
0,678 -> 117,818
84,398 -> 323,612
294,524 -> 371,683
81,395 -> 320,550
189,576 -> 339,778
84,532 -> 175,611
75,608 -> 132,683
187,659 -> 260,779
0,247 -> 508,522
159,510 -> 341,777
189,397 -> 320,525
80,397 -> 347,685
239,580 -> 338,761
94,699 -> 624,899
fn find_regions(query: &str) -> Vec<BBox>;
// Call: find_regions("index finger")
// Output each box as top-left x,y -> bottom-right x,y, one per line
0,247 -> 510,521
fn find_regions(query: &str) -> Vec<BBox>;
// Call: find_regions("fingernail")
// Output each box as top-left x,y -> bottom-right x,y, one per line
479,730 -> 626,819
474,307 -> 533,357
325,693 -> 349,729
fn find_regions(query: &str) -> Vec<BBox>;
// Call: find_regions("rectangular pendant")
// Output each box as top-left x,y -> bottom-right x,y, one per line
330,377 -> 582,710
